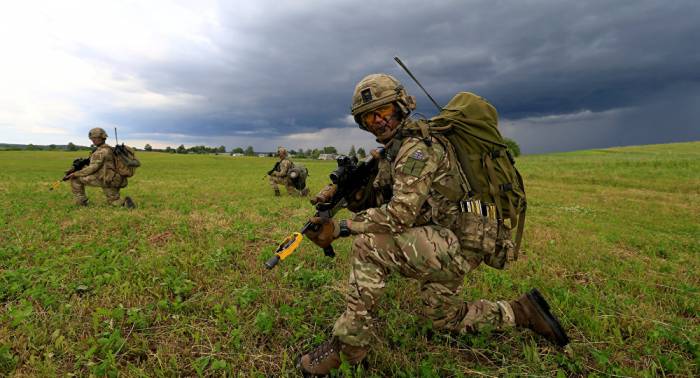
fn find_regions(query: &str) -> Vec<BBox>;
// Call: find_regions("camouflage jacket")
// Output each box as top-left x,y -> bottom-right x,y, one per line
271,158 -> 293,178
74,144 -> 122,186
348,119 -> 467,235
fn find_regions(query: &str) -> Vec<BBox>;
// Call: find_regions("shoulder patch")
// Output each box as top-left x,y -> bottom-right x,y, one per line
402,156 -> 427,177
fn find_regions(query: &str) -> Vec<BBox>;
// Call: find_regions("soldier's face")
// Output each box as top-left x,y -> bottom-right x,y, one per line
362,104 -> 400,139
90,137 -> 105,146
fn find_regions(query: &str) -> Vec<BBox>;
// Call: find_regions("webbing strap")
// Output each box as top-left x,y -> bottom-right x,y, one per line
511,163 -> 527,259
513,207 -> 526,260
418,121 -> 432,144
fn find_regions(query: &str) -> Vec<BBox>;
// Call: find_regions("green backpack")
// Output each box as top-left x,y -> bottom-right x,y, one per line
428,92 -> 527,258
113,144 -> 141,178
288,164 -> 308,191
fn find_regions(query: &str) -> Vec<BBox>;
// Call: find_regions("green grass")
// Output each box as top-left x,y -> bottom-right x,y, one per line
1,142 -> 698,376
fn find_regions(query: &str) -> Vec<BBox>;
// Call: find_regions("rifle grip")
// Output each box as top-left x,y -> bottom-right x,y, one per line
264,255 -> 281,269
323,245 -> 335,258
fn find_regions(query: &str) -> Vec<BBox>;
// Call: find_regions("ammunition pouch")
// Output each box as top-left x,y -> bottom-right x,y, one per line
102,167 -> 126,188
454,212 -> 515,270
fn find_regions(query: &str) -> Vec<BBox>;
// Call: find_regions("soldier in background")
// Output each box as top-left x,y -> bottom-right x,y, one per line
298,74 -> 569,375
64,127 -> 135,208
268,147 -> 309,197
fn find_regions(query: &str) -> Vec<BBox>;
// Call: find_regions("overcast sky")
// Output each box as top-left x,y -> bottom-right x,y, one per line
1,0 -> 698,154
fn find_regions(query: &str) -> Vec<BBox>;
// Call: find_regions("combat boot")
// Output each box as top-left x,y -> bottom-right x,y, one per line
301,187 -> 309,197
76,199 -> 89,207
123,196 -> 136,209
298,337 -> 367,376
274,189 -> 281,197
510,288 -> 569,346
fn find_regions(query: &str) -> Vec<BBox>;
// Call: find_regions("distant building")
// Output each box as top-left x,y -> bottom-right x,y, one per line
258,153 -> 268,157
230,153 -> 244,157
318,153 -> 337,160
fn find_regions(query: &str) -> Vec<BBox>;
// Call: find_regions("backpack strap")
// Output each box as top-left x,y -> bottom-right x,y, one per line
417,120 -> 432,147
511,167 -> 527,259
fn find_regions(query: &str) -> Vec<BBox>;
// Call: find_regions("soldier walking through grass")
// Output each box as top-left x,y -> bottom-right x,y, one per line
268,146 -> 309,197
298,74 -> 569,375
64,127 -> 135,208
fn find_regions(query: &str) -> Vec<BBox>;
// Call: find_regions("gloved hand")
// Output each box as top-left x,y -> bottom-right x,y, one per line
305,217 -> 341,248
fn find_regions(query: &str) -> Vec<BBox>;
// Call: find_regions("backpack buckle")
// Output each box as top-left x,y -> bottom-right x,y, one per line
500,183 -> 513,192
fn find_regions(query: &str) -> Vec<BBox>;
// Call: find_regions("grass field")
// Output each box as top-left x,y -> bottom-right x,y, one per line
1,142 -> 698,377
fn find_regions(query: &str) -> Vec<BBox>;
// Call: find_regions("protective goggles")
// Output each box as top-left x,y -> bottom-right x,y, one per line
361,104 -> 395,127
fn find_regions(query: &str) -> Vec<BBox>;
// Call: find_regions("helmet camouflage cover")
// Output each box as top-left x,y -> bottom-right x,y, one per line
277,146 -> 288,158
351,73 -> 416,129
88,127 -> 108,139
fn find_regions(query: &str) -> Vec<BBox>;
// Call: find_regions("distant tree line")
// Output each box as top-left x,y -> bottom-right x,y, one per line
229,146 -> 256,156
0,143 -> 91,151
153,144 -> 227,154
289,146 -> 342,159
228,145 -> 347,158
225,145 -> 370,159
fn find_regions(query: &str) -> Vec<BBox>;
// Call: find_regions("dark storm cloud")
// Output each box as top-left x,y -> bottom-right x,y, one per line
86,0 -> 700,152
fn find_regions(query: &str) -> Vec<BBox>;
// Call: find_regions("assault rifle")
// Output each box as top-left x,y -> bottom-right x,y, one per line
264,150 -> 383,269
63,157 -> 91,180
50,156 -> 91,191
267,161 -> 281,176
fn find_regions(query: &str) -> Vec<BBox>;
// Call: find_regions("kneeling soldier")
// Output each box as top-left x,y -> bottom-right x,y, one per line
268,147 -> 309,197
65,127 -> 135,208
298,74 -> 569,375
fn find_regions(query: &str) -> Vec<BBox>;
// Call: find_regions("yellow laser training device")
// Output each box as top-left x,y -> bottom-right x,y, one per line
265,232 -> 303,269
50,181 -> 62,191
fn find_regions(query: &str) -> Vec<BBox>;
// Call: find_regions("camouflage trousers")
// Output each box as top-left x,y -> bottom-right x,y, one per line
70,175 -> 125,206
333,225 -> 515,347
269,176 -> 303,196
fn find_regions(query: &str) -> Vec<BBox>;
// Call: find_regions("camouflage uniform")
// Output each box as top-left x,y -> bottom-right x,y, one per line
300,73 -> 567,375
71,144 -> 127,206
269,158 -> 305,196
333,119 -> 515,347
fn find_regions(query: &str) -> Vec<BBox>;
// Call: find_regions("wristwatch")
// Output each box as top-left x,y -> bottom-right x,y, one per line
338,220 -> 351,237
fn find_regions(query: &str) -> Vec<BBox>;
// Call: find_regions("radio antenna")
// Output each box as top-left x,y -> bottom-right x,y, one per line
393,56 -> 442,112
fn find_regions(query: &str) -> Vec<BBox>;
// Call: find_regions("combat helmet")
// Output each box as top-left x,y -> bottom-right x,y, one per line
351,74 -> 416,129
277,146 -> 288,158
88,127 -> 108,139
